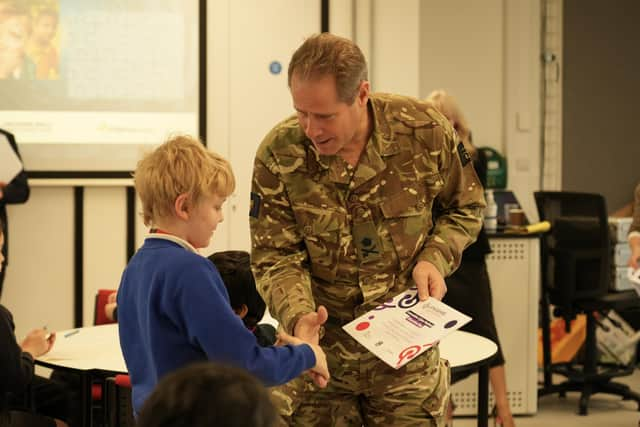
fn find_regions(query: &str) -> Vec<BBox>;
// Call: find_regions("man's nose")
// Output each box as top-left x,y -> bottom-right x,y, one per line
304,116 -> 321,138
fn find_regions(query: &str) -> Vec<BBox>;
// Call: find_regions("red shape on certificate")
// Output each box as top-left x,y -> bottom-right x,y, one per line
396,345 -> 421,367
355,322 -> 370,331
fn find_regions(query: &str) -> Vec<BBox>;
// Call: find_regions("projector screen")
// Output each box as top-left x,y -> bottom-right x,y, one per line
0,0 -> 200,176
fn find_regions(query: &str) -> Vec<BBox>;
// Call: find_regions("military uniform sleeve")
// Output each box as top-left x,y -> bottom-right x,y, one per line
250,151 -> 315,334
414,113 -> 486,277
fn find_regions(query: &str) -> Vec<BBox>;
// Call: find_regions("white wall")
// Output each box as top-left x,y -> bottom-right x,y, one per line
4,0 -> 542,338
209,0 -> 321,252
418,0 -> 505,153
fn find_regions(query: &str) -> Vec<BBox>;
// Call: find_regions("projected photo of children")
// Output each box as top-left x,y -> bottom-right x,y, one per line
27,2 -> 60,80
0,0 -> 59,80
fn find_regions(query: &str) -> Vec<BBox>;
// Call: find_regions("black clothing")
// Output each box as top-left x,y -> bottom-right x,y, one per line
0,129 -> 30,298
443,148 -> 505,383
0,305 -> 72,426
4,411 -> 55,427
254,323 -> 277,347
443,261 -> 505,379
0,305 -> 34,415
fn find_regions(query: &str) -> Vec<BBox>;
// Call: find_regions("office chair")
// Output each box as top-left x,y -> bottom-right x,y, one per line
105,374 -> 134,427
535,191 -> 640,415
91,289 -> 118,422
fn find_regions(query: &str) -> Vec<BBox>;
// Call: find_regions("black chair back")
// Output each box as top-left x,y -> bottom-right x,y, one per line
534,191 -> 610,312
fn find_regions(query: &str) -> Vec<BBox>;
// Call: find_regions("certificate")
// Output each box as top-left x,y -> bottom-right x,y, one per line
343,287 -> 471,369
0,134 -> 22,184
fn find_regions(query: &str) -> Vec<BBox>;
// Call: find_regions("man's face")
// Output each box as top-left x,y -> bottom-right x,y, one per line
291,73 -> 368,157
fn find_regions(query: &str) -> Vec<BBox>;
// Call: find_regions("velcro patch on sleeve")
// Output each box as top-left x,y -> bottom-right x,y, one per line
457,142 -> 472,167
250,192 -> 262,218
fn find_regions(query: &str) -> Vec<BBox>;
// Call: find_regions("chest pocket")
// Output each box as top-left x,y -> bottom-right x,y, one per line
293,206 -> 344,283
379,186 -> 431,271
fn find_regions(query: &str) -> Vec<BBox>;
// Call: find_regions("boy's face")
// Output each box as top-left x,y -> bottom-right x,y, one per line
33,14 -> 57,44
184,193 -> 226,249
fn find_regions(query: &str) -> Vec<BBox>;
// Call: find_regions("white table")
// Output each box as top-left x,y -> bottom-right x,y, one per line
38,324 -> 126,374
37,324 -> 126,427
441,331 -> 498,427
38,325 -> 496,427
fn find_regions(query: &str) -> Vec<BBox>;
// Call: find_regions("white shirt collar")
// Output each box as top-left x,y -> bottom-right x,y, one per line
145,232 -> 199,254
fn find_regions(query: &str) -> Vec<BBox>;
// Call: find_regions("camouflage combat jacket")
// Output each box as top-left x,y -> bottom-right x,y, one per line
250,93 -> 485,333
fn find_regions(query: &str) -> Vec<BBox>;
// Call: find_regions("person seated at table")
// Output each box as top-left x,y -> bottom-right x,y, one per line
117,135 -> 330,415
104,291 -> 118,322
137,361 -> 277,427
0,220 -> 69,427
208,250 -> 276,347
427,90 -> 515,427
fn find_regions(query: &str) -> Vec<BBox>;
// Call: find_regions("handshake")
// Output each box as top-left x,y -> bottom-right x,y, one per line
277,306 -> 330,389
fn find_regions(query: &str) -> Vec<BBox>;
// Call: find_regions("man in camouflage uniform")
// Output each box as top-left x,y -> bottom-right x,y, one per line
250,33 -> 485,427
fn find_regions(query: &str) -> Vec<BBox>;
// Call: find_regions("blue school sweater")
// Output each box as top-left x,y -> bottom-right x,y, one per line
117,236 -> 315,413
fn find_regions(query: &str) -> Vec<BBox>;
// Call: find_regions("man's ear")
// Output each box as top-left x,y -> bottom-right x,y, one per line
357,80 -> 370,106
174,193 -> 190,221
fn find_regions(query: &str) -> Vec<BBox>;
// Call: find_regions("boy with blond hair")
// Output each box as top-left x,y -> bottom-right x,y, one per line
117,135 -> 329,415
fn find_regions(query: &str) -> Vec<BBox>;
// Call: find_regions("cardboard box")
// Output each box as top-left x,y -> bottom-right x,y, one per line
608,217 -> 632,243
611,266 -> 632,291
612,243 -> 631,267
597,310 -> 637,366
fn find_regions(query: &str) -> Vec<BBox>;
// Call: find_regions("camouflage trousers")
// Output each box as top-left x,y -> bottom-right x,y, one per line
271,323 -> 450,427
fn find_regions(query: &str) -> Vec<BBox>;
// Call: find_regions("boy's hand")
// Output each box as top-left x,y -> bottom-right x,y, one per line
21,328 -> 56,357
278,330 -> 330,388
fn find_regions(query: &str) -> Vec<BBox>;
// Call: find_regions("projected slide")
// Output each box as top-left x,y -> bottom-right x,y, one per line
0,0 -> 199,173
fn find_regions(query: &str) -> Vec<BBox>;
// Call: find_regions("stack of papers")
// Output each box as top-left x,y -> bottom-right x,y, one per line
343,288 -> 471,369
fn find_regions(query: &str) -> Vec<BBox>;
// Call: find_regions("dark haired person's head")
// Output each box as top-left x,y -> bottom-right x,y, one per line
137,362 -> 277,427
208,250 -> 266,328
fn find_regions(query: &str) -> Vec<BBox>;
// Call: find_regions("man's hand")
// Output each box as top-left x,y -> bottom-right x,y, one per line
293,305 -> 328,345
21,328 -> 56,357
412,260 -> 447,301
278,330 -> 330,388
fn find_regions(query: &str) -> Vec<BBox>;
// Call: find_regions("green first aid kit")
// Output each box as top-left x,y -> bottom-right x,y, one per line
479,147 -> 507,189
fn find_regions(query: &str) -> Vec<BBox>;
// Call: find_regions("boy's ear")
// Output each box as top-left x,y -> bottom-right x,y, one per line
235,304 -> 249,319
174,193 -> 191,221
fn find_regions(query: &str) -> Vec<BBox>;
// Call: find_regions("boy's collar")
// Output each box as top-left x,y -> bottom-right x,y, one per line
146,229 -> 198,254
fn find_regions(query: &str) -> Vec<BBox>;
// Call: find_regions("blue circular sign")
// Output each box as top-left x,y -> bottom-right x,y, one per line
269,61 -> 282,75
